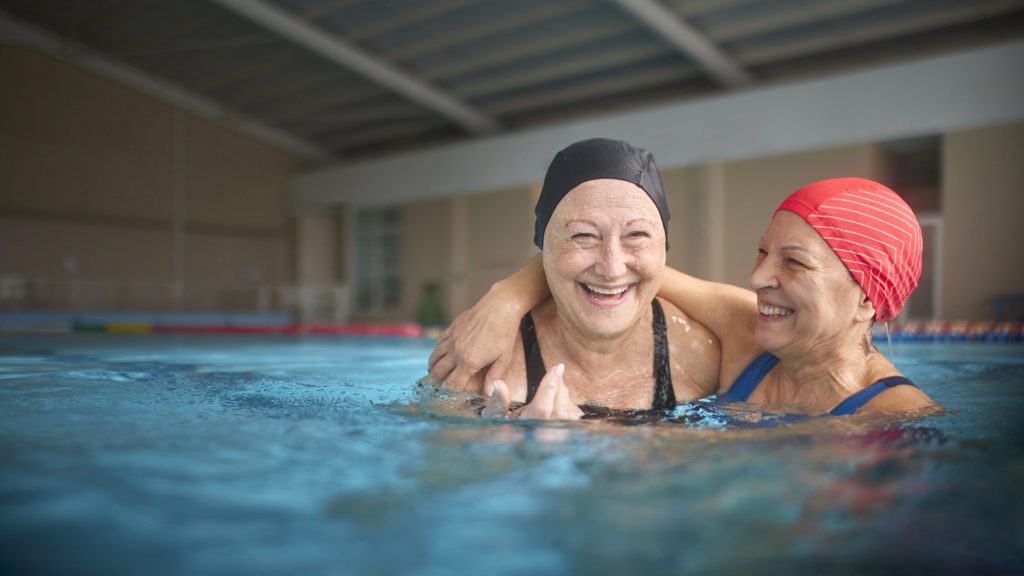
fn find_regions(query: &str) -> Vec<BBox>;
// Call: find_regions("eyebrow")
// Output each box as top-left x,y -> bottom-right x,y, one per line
564,219 -> 598,227
564,217 -> 656,227
779,244 -> 811,252
778,245 -> 821,261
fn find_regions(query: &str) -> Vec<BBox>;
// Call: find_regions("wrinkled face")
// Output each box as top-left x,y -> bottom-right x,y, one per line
542,179 -> 666,339
750,210 -> 873,356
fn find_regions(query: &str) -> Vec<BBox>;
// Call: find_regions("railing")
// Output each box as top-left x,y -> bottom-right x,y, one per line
0,274 -> 349,324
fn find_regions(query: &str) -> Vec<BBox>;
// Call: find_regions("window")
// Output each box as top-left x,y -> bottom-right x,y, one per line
354,207 -> 402,313
881,136 -> 940,320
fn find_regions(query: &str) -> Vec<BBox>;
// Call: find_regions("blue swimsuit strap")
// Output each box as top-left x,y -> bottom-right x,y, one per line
828,376 -> 917,416
719,352 -> 779,403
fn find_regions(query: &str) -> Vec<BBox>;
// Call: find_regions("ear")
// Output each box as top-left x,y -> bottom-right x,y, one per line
855,293 -> 877,324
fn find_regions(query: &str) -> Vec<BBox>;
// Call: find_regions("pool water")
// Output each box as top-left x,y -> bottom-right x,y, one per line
0,334 -> 1021,575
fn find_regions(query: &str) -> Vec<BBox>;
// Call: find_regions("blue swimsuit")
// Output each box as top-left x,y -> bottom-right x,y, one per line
718,352 -> 917,416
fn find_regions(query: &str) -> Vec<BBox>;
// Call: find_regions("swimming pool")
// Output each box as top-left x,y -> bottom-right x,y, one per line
0,334 -> 1021,575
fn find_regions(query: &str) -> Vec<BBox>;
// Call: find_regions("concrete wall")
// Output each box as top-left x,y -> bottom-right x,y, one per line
718,144 -> 880,288
464,186 -> 535,309
344,185 -> 534,323
4,42 -> 1021,323
401,197 -> 452,322
661,164 -> 712,280
0,45 -> 304,310
941,122 -> 1024,320
295,210 -> 338,287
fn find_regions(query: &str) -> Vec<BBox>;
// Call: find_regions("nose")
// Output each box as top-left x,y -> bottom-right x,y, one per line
749,254 -> 778,291
594,240 -> 628,280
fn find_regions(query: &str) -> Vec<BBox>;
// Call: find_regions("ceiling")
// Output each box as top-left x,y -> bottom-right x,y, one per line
2,0 -> 1023,163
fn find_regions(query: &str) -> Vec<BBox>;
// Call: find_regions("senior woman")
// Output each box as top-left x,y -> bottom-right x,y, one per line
430,177 -> 936,416
444,138 -> 721,420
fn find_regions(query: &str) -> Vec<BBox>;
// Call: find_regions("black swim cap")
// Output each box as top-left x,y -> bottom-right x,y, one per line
533,138 -> 670,249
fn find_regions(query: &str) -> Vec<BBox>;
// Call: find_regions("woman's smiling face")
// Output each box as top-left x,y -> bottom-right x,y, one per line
542,179 -> 665,339
749,210 -> 873,356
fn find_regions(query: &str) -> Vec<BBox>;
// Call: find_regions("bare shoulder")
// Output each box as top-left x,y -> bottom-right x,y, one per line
658,298 -> 720,399
861,382 -> 938,413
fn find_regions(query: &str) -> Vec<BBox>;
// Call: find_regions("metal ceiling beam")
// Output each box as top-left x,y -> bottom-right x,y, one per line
347,0 -> 481,43
452,44 -> 671,100
484,64 -> 694,116
300,0 -> 363,24
609,0 -> 753,88
382,0 -> 590,63
0,10 -> 332,163
735,0 -> 1024,66
423,20 -> 634,82
209,0 -> 499,133
707,0 -> 909,43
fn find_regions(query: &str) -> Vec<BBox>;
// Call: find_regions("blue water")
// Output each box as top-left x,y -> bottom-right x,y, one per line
0,334 -> 1021,575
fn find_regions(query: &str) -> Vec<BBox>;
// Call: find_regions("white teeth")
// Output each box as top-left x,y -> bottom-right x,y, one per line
586,284 -> 629,295
759,304 -> 792,317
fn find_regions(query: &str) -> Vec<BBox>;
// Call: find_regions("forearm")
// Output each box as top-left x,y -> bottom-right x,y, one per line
487,254 -> 549,316
428,255 -> 549,388
657,267 -> 757,343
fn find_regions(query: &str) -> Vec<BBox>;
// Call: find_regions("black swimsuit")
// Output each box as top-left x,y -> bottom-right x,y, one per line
518,299 -> 676,411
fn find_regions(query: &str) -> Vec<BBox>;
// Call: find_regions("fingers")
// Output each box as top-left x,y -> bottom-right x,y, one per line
554,376 -> 584,420
427,351 -> 455,384
444,364 -> 476,392
483,350 -> 513,386
427,332 -> 452,371
480,380 -> 511,419
518,363 -> 564,420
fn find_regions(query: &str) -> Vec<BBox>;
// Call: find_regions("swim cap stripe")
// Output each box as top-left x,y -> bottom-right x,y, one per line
776,178 -> 923,322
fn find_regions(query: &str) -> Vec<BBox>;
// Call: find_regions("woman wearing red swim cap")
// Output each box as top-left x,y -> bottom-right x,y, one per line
429,177 -> 937,416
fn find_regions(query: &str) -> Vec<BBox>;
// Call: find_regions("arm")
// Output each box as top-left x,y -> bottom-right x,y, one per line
657,268 -> 758,349
657,268 -> 761,390
428,255 -> 548,390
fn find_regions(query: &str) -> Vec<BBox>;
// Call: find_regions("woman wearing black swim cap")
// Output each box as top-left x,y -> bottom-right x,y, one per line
431,138 -> 720,420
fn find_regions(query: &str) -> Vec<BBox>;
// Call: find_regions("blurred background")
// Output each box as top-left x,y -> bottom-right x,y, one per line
1,0 -> 1023,329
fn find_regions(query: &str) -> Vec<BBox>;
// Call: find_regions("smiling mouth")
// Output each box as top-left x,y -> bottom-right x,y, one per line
580,283 -> 633,306
759,304 -> 793,318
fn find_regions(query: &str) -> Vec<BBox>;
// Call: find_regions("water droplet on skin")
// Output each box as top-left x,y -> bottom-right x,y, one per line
671,316 -> 691,332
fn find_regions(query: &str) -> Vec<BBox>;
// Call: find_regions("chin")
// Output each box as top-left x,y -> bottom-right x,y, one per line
576,308 -> 641,338
754,326 -> 788,354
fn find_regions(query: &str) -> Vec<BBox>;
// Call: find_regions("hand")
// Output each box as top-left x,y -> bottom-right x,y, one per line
479,379 -> 513,418
427,284 -> 522,391
516,364 -> 583,421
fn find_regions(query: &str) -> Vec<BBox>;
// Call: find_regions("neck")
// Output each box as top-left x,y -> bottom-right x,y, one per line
540,299 -> 649,371
772,330 -> 879,403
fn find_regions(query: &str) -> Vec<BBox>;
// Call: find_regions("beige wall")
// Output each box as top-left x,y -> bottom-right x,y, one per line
402,197 -> 453,321
0,45 -> 304,307
6,44 -> 1021,323
462,186 -> 536,313
718,144 -> 881,288
941,122 -> 1024,320
661,164 -> 712,279
295,210 -> 338,287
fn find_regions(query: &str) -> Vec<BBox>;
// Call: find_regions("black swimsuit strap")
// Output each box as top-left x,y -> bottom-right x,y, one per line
519,301 -> 676,410
520,312 -> 546,404
650,299 -> 676,411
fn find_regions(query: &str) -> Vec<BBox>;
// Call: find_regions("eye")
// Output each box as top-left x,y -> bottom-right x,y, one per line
571,232 -> 600,246
784,257 -> 807,268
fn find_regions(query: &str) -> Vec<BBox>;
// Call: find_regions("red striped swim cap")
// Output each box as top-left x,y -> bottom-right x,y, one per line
775,178 -> 923,322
